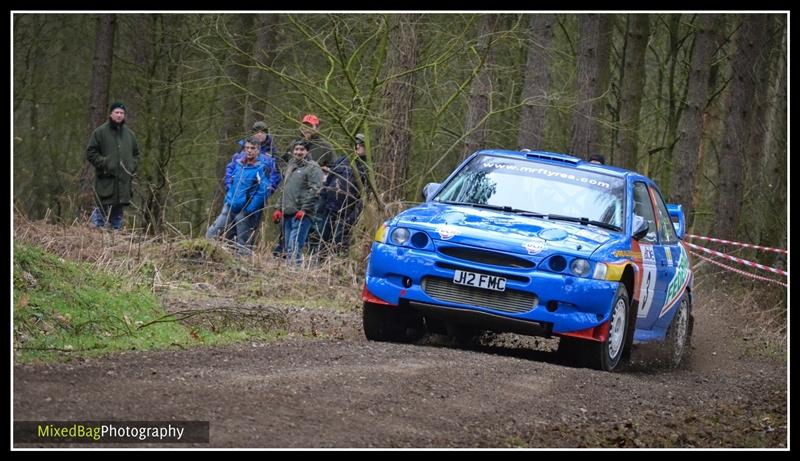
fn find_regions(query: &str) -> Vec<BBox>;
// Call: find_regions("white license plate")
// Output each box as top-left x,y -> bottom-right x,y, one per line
453,270 -> 507,292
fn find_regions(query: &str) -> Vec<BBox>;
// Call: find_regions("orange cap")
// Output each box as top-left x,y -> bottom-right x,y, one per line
302,114 -> 320,126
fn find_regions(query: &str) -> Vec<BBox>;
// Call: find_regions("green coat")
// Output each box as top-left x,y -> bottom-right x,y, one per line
86,121 -> 140,206
280,158 -> 323,217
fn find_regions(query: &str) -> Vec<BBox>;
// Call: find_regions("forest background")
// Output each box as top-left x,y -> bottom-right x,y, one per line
12,12 -> 788,268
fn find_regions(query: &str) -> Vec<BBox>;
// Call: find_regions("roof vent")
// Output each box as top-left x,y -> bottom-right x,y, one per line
524,151 -> 581,165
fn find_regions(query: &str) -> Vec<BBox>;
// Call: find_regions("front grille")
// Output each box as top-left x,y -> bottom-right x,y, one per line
422,277 -> 538,314
438,246 -> 535,268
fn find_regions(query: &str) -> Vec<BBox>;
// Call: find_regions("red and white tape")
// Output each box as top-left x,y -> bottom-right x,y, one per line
684,241 -> 788,277
689,251 -> 787,288
686,234 -> 787,254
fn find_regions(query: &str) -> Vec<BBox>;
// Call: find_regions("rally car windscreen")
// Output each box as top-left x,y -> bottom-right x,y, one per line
434,155 -> 626,229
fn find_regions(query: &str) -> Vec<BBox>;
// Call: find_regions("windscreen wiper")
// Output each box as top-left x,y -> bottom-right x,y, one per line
436,201 -> 544,217
544,214 -> 622,232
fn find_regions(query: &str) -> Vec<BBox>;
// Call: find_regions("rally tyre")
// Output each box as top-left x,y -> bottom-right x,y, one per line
588,285 -> 631,372
362,302 -> 411,343
665,296 -> 693,368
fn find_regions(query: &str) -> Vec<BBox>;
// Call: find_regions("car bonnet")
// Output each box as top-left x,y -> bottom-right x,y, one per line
392,202 -> 620,259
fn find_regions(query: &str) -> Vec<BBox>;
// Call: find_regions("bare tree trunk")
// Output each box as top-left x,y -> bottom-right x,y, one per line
657,14 -> 683,190
464,14 -> 500,159
132,15 -> 186,235
211,16 -> 254,214
668,14 -> 715,225
79,14 -> 116,213
759,22 -> 786,269
87,15 -> 117,139
714,15 -> 767,240
374,14 -> 420,204
244,14 -> 278,129
130,15 -> 157,233
690,16 -> 728,234
517,14 -> 554,150
614,14 -> 649,170
741,15 -> 780,243
745,16 -> 779,179
570,14 -> 613,159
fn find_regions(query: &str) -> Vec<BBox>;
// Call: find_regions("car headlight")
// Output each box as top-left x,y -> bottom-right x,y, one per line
570,258 -> 591,277
374,222 -> 389,243
391,227 -> 410,246
592,262 -> 608,280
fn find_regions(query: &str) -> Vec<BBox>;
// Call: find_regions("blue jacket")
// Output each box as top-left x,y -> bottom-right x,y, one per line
224,159 -> 270,216
226,149 -> 281,194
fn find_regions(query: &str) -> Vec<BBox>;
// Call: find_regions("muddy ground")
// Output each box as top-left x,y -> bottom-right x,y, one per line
13,280 -> 787,448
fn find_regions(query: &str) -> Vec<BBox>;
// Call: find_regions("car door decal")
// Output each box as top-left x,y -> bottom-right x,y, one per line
659,244 -> 691,318
637,243 -> 658,318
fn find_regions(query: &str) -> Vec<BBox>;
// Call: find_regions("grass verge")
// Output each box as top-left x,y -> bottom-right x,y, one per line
13,242 -> 284,363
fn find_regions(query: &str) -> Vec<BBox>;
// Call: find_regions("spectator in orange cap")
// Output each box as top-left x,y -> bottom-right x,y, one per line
282,113 -> 337,170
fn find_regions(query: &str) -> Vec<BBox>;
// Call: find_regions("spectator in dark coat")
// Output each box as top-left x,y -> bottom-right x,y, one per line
317,133 -> 368,255
318,155 -> 358,255
85,102 -> 140,230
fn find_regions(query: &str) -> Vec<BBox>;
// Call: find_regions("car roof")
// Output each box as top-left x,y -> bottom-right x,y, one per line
474,148 -> 650,183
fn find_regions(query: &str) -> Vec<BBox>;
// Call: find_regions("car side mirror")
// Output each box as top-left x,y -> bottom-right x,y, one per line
632,214 -> 649,241
666,203 -> 686,239
422,182 -> 441,201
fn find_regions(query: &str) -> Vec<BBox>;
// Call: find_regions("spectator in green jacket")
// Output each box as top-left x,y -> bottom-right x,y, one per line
272,140 -> 323,264
85,102 -> 140,230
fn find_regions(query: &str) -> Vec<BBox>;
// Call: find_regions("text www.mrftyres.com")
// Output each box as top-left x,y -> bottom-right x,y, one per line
483,162 -> 613,189
14,421 -> 209,444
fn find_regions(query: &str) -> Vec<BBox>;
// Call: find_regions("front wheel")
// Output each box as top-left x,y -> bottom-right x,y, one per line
561,285 -> 631,372
589,284 -> 632,371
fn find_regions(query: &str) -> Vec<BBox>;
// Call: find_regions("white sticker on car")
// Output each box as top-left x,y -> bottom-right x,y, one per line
574,228 -> 611,243
436,225 -> 461,240
522,238 -> 546,255
637,243 -> 657,319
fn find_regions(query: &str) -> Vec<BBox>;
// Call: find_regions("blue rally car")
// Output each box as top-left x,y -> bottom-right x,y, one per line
362,150 -> 693,372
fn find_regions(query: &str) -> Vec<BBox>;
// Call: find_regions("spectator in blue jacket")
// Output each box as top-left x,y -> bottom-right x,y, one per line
207,137 -> 270,253
226,121 -> 281,194
219,121 -> 281,245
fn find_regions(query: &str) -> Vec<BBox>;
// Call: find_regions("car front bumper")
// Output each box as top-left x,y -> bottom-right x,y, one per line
365,242 -> 620,335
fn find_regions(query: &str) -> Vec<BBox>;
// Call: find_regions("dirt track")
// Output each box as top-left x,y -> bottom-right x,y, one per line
13,287 -> 787,448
